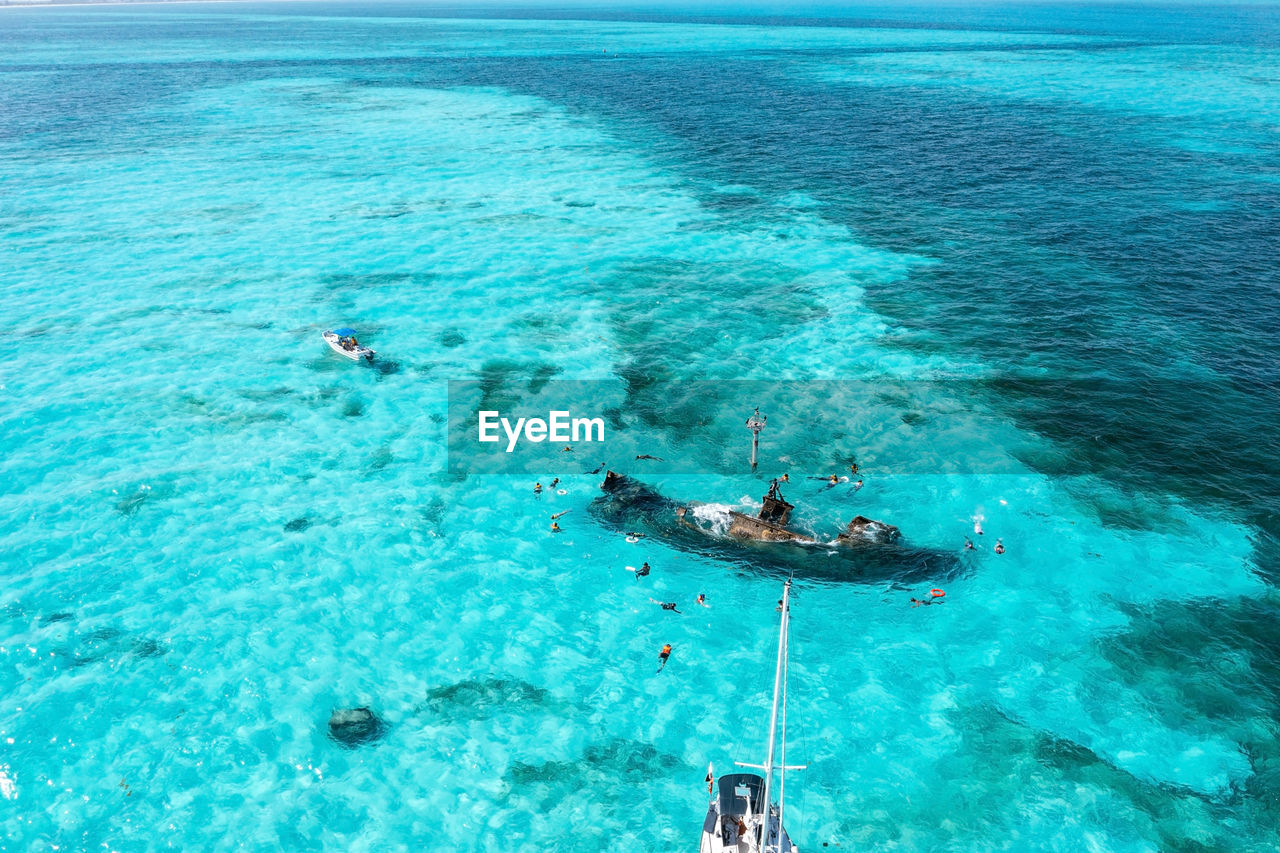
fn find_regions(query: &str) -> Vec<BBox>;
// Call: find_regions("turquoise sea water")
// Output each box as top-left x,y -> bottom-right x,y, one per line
2,2 -> 1279,850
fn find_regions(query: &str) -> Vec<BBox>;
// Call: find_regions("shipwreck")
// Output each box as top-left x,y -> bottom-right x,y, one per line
592,472 -> 957,583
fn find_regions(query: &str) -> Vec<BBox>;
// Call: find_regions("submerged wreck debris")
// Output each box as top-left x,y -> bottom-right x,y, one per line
593,471 -> 956,583
838,515 -> 902,545
328,707 -> 386,749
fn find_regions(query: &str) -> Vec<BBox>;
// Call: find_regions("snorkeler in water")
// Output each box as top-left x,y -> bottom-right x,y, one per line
588,463 -> 606,474
650,598 -> 682,614
550,521 -> 561,532
964,537 -> 976,550
657,643 -> 672,671
636,454 -> 664,461
550,510 -> 570,520
912,589 -> 946,607
696,594 -> 707,607
550,478 -> 559,489
994,539 -> 1005,554
636,562 -> 651,579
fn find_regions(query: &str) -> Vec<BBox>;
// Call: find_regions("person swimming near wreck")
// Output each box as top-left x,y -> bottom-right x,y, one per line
550,521 -> 561,532
550,510 -> 570,520
657,643 -> 672,671
650,598 -> 682,614
635,454 -> 664,461
696,594 -> 707,607
636,561 -> 651,579
995,539 -> 1005,554
550,478 -> 559,489
964,537 -> 976,550
534,482 -> 543,494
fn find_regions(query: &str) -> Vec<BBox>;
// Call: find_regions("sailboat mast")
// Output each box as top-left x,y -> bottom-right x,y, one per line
759,579 -> 790,852
777,613 -> 790,853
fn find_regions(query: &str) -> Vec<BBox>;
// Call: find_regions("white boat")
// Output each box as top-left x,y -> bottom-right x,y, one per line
322,328 -> 375,362
700,579 -> 804,853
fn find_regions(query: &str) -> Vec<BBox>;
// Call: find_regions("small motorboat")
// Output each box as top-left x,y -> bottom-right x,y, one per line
323,328 -> 375,362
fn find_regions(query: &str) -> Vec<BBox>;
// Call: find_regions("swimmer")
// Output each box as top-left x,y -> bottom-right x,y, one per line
561,446 -> 573,452
781,473 -> 790,483
636,454 -> 664,461
550,521 -> 561,532
636,562 -> 651,579
550,478 -> 559,489
853,479 -> 863,491
849,463 -> 858,476
696,594 -> 707,607
650,598 -> 682,614
994,539 -> 1005,555
625,531 -> 646,538
974,520 -> 984,535
657,643 -> 672,671
534,482 -> 543,494
828,475 -> 839,486
776,599 -> 784,612
588,463 -> 606,475
550,510 -> 570,520
964,537 -> 975,550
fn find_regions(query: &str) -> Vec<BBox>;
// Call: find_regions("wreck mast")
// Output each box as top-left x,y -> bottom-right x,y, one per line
746,406 -> 767,471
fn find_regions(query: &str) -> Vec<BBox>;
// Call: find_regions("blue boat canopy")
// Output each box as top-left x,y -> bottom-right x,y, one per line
334,327 -> 358,337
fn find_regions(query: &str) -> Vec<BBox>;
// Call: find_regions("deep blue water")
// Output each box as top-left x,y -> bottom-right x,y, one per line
2,2 -> 1280,850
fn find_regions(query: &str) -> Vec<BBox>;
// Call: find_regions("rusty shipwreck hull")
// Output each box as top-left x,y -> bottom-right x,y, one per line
590,472 -> 959,584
